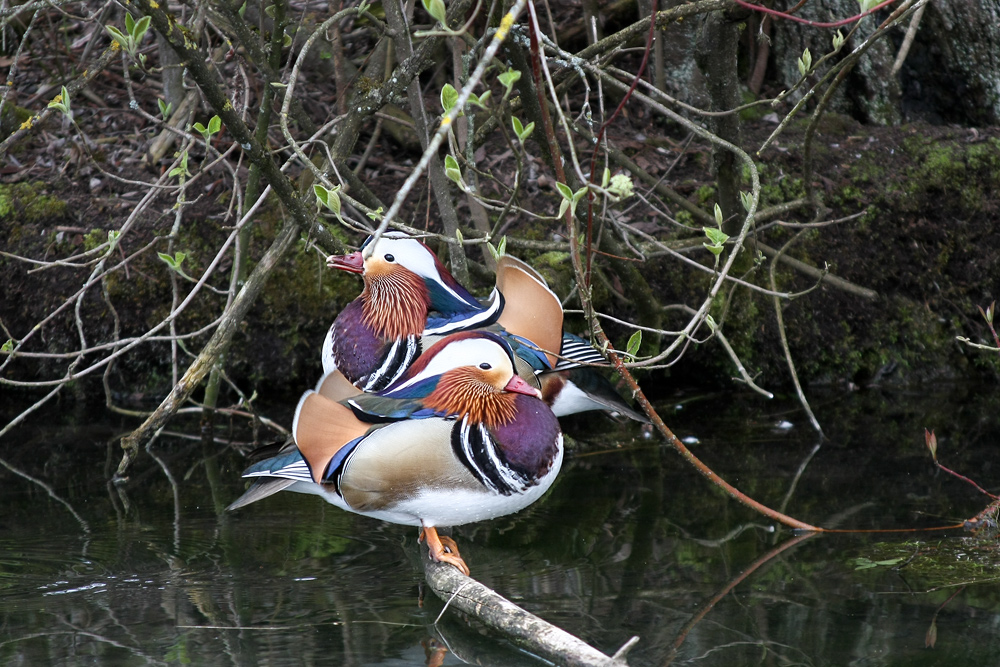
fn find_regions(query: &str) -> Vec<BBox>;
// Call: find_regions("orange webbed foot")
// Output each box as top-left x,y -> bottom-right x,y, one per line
420,525 -> 470,576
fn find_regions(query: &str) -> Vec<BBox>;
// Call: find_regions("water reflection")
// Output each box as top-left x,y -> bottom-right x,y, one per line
2,386 -> 999,665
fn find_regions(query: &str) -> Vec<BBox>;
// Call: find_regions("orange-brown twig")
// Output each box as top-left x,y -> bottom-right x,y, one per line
524,5 -> 818,533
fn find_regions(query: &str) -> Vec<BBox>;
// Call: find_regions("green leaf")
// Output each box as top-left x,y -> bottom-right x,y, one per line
714,202 -> 724,227
283,32 -> 292,48
192,121 -> 207,135
158,251 -> 187,271
875,558 -> 904,566
313,183 -> 329,207
125,12 -> 135,35
1,339 -> 13,353
797,48 -> 812,77
107,229 -> 120,250
422,0 -> 447,24
487,236 -> 508,262
498,68 -> 521,91
265,3 -> 277,17
444,154 -> 462,184
518,121 -> 535,141
366,206 -> 383,221
511,116 -> 523,137
169,150 -> 190,179
832,29 -> 845,51
854,556 -> 904,570
740,190 -> 753,212
557,198 -> 570,220
572,186 -> 587,205
704,222 -> 727,257
704,226 -> 729,246
467,91 -> 484,109
476,90 -> 491,107
47,86 -> 72,120
208,115 -> 221,135
440,83 -> 459,113
158,98 -> 173,119
601,167 -> 610,188
105,25 -> 130,51
555,181 -> 573,201
132,15 -> 151,42
314,184 -> 342,218
626,330 -> 642,358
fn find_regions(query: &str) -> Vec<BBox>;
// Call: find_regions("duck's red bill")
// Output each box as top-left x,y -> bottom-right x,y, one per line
503,374 -> 542,399
327,251 -> 364,273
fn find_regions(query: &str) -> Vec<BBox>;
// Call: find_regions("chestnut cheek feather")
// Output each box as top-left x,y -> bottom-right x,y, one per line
362,269 -> 430,339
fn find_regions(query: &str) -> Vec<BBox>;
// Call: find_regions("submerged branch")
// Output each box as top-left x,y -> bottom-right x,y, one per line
422,548 -> 636,667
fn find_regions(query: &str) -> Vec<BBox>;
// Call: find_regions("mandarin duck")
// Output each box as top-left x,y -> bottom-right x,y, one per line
228,331 -> 563,575
323,232 -> 646,421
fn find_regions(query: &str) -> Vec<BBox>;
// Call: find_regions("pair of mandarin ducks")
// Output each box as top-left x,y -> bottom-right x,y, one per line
228,232 -> 644,575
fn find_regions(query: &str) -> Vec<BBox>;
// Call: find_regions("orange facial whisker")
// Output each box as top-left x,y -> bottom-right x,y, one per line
362,269 -> 430,339
422,368 -> 519,427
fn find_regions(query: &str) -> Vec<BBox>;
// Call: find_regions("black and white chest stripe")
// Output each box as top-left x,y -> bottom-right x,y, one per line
450,416 -> 530,496
360,335 -> 421,392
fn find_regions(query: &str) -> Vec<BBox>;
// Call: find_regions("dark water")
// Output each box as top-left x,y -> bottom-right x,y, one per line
2,385 -> 1000,666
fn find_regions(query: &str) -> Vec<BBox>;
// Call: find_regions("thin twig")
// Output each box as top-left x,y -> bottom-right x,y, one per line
768,230 -> 824,436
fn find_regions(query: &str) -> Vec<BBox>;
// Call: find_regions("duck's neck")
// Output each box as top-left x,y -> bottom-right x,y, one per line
361,272 -> 430,339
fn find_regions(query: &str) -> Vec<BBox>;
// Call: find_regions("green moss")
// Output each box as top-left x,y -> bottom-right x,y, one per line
850,156 -> 886,186
695,184 -> 716,205
83,229 -> 107,252
739,91 -> 764,122
861,135 -> 998,217
0,182 -> 69,223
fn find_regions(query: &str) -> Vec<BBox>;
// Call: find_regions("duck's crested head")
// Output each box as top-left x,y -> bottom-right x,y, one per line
332,234 -> 431,338
389,331 -> 542,425
336,232 -> 483,314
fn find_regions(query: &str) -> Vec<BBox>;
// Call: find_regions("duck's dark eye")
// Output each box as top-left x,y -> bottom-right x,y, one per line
479,362 -> 492,370
384,253 -> 395,262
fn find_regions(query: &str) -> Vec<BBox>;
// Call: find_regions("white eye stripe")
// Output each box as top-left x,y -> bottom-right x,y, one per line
368,237 -> 437,278
389,338 -> 513,392
366,236 -> 473,305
